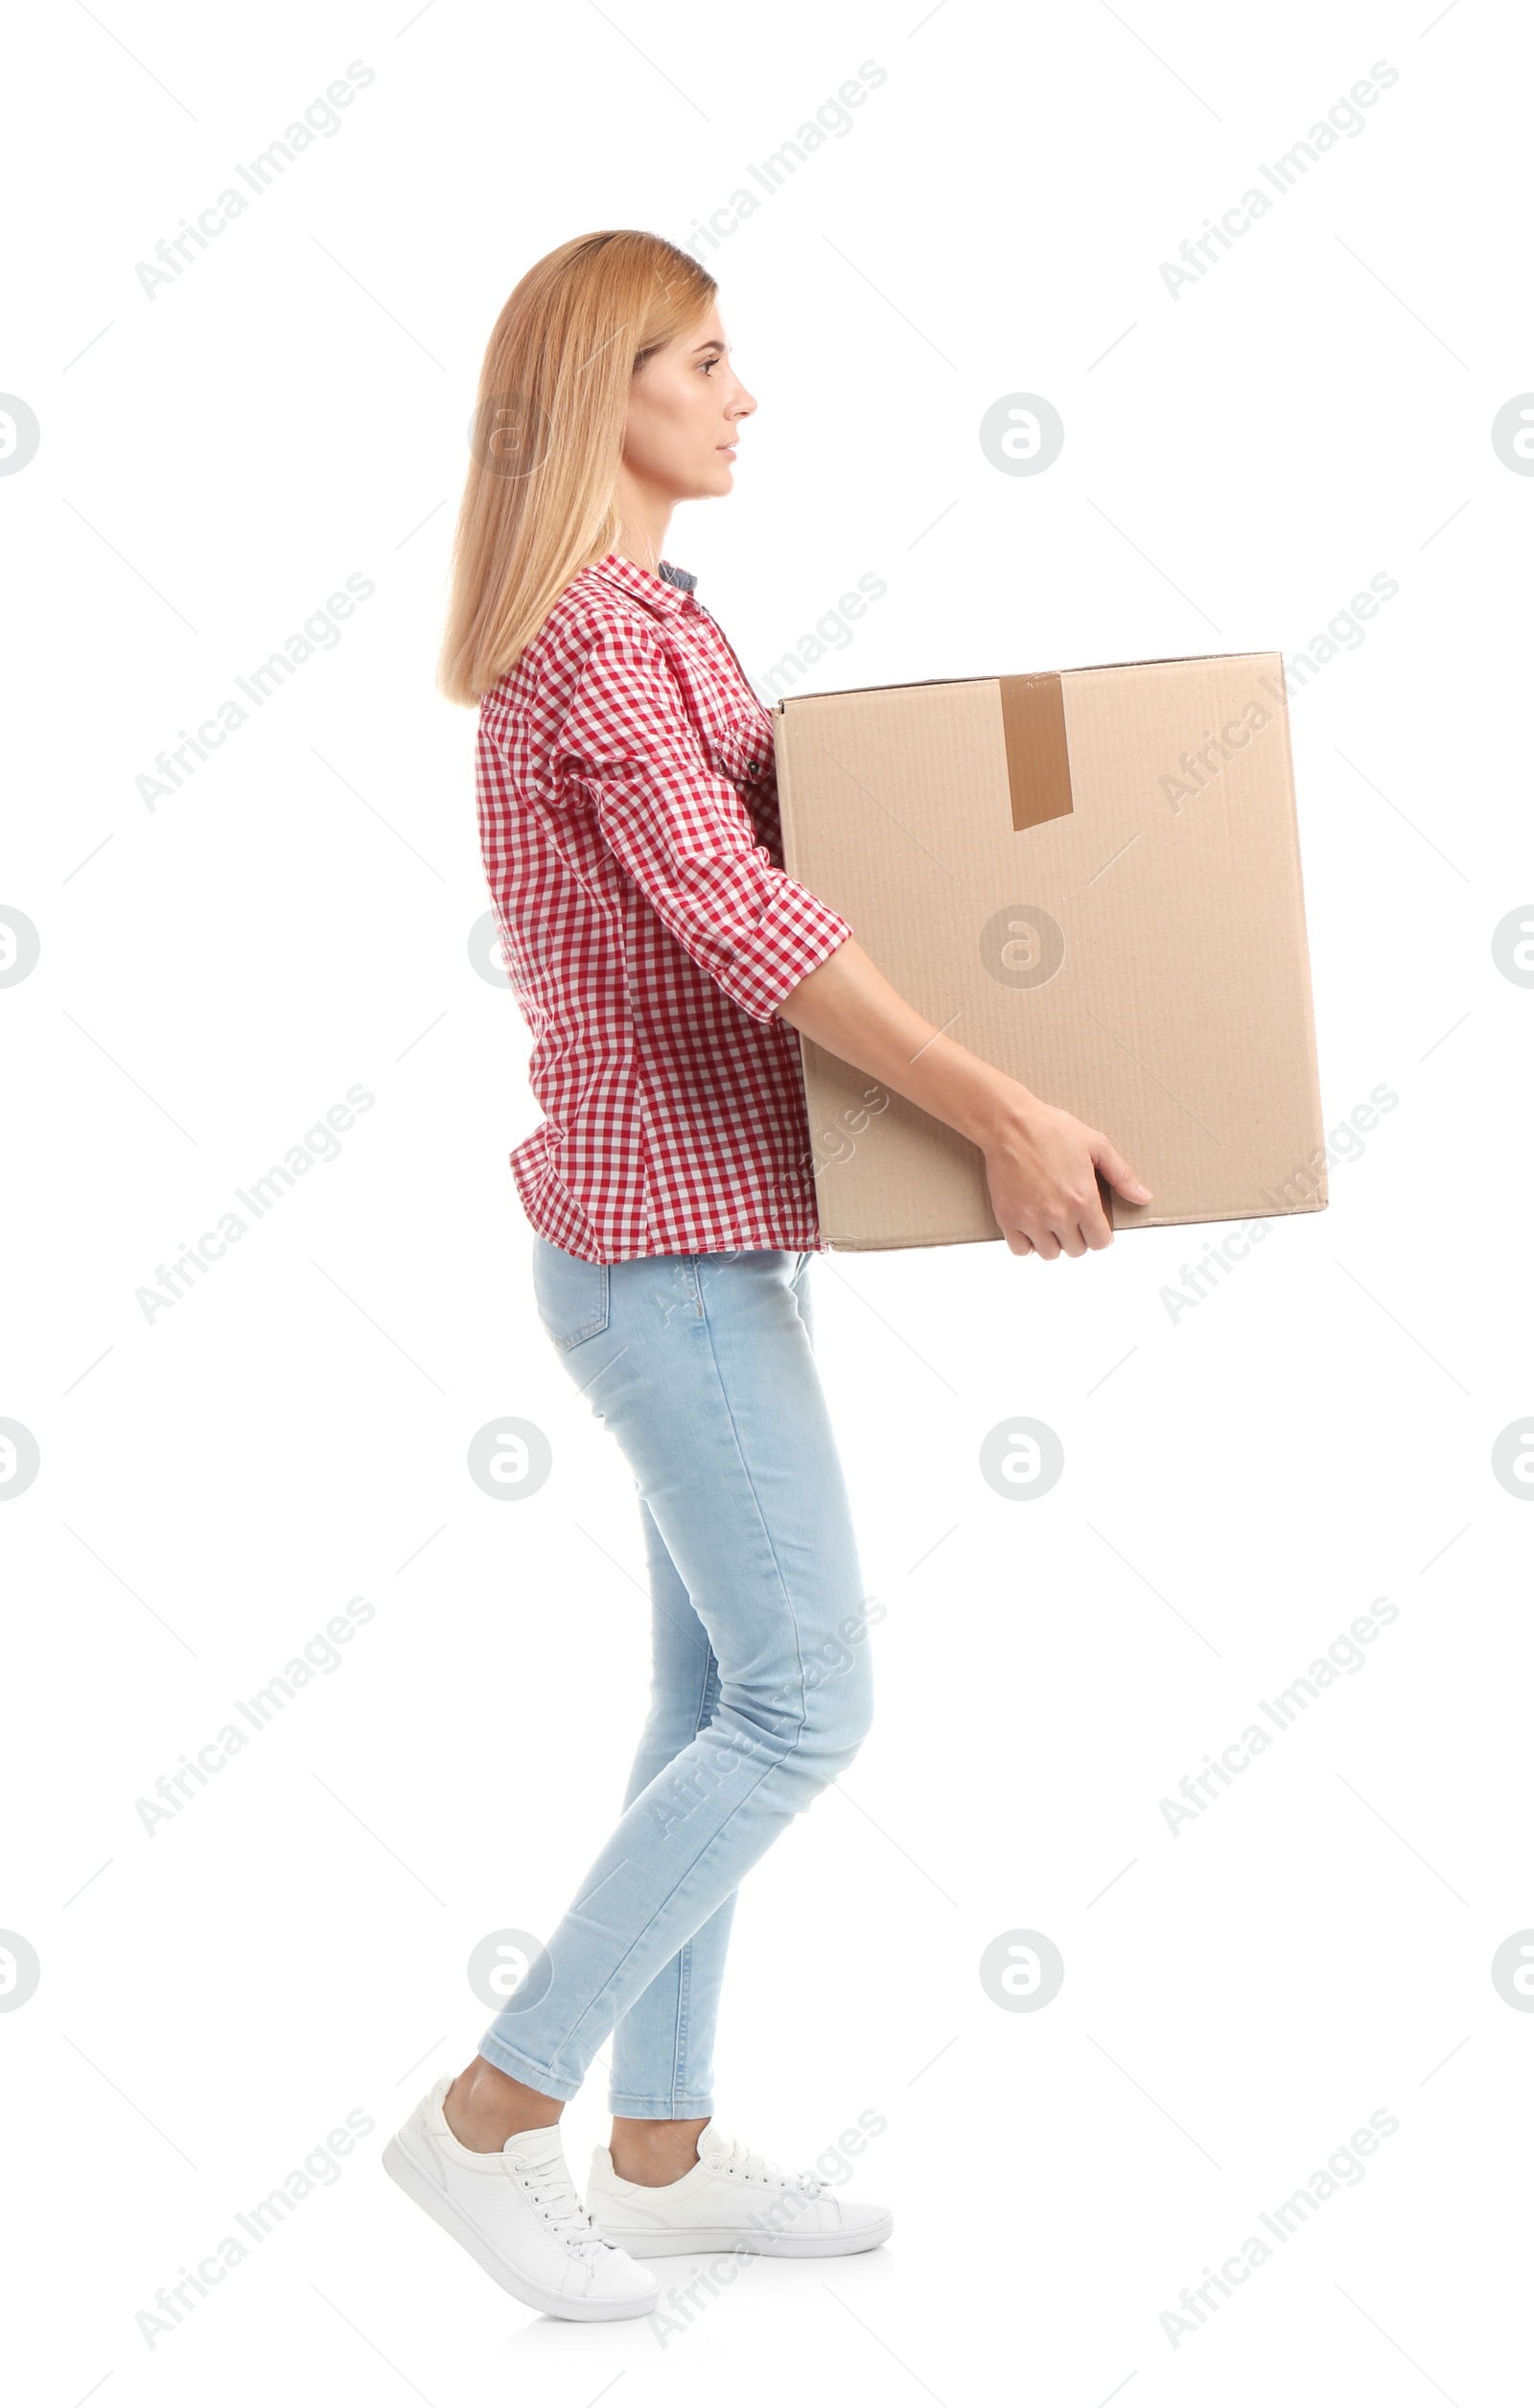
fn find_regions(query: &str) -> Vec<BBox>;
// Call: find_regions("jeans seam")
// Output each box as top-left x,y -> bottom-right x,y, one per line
608,2094 -> 715,2116
665,1638 -> 716,2111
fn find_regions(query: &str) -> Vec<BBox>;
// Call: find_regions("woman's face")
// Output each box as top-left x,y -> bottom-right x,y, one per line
622,300 -> 756,503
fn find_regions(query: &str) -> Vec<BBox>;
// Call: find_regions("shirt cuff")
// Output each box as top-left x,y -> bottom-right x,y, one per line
717,878 -> 853,1022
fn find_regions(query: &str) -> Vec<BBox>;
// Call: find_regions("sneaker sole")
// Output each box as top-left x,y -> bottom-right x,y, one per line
593,2210 -> 895,2259
382,2133 -> 659,2321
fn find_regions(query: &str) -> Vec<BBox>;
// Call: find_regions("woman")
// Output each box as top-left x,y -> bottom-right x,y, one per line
384,229 -> 1150,2323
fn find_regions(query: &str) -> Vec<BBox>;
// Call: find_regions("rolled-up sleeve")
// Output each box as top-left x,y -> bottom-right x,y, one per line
552,623 -> 852,1021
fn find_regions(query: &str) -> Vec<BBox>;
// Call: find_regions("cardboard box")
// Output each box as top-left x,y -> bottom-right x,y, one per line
773,651 -> 1325,1250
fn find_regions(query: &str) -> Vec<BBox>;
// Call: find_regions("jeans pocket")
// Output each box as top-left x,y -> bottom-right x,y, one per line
531,1238 -> 611,1349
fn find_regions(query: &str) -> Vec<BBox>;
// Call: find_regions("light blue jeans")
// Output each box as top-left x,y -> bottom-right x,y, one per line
478,1238 -> 874,2116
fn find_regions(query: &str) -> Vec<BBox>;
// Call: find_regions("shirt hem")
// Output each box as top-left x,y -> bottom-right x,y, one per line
511,1141 -> 825,1263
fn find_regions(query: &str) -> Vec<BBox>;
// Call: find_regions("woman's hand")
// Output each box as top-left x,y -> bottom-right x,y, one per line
978,1088 -> 1151,1258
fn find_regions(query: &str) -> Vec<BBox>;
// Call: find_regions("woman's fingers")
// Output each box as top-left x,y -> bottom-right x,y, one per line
1094,1134 -> 1152,1204
989,1108 -> 1146,1259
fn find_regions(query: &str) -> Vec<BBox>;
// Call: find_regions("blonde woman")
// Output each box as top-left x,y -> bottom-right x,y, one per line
384,230 -> 1150,2322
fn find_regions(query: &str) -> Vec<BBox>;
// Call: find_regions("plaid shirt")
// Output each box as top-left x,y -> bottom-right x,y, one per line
476,548 -> 853,1261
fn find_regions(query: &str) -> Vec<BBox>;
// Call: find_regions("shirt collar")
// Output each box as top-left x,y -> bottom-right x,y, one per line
587,547 -> 698,619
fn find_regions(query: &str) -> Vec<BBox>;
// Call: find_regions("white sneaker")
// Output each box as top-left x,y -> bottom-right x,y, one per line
586,2120 -> 894,2258
383,2075 -> 659,2321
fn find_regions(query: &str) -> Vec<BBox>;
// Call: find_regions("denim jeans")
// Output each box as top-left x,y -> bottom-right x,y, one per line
478,1238 -> 874,2116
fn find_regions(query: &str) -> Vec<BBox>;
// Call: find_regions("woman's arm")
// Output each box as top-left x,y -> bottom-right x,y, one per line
775,935 -> 1151,1260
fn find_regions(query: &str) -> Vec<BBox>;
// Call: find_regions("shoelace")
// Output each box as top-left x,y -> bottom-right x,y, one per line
714,2136 -> 825,2197
509,2154 -> 613,2259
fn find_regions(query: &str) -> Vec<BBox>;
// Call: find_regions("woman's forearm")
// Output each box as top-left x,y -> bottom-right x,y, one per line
775,934 -> 1151,1258
774,935 -> 1034,1148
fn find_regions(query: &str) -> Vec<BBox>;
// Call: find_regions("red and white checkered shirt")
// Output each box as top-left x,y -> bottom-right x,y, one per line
476,548 -> 853,1261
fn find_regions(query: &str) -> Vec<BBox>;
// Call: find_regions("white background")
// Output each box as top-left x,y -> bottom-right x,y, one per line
4,1 -> 1531,2401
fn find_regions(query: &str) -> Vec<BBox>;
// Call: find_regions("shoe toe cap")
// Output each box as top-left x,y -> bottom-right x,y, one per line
588,2247 -> 660,2303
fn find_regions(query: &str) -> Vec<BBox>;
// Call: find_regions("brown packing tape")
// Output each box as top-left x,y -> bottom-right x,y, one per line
997,673 -> 1074,833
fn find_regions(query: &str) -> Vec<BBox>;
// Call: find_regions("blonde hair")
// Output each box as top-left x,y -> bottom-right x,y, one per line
437,230 -> 717,707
